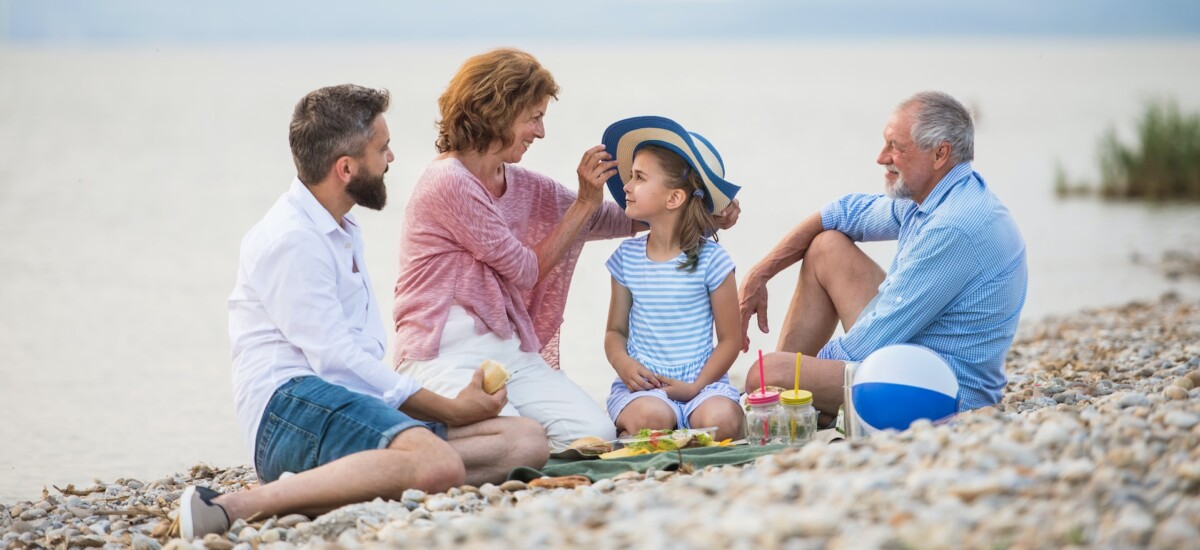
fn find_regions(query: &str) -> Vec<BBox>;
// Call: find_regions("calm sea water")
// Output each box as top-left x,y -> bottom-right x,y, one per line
2,41 -> 1199,502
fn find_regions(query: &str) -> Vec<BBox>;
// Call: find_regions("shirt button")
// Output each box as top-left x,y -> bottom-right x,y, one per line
344,243 -> 351,249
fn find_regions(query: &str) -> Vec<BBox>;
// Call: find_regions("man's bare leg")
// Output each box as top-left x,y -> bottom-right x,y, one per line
776,230 -> 886,355
213,427 -> 464,520
446,416 -> 549,486
747,230 -> 885,424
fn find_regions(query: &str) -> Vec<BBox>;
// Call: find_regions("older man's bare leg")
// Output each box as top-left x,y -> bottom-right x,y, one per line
213,426 -> 465,521
777,230 -> 886,355
746,230 -> 885,424
447,416 -> 549,486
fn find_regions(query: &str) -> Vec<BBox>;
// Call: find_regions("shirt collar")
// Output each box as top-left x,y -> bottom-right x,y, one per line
917,162 -> 974,214
287,177 -> 358,235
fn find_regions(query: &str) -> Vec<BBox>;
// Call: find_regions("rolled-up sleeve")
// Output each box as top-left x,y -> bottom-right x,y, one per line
820,193 -> 904,242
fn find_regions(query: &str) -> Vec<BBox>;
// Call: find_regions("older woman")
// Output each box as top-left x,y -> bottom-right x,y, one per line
392,48 -> 737,446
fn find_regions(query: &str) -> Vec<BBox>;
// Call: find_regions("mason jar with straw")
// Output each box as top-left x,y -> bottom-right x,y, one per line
779,353 -> 818,445
746,350 -> 788,446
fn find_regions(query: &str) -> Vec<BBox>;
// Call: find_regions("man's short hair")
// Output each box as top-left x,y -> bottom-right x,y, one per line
289,84 -> 391,185
902,91 -> 975,164
435,48 -> 559,154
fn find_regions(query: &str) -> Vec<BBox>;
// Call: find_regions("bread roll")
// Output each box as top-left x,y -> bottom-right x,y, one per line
481,360 -> 510,395
567,436 -> 613,455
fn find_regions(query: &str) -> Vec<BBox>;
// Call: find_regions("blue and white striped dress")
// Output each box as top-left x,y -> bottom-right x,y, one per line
606,236 -> 735,383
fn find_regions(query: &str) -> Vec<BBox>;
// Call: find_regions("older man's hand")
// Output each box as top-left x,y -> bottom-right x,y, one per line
738,268 -> 770,352
713,198 -> 741,230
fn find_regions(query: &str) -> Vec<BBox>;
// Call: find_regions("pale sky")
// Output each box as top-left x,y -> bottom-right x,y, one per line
4,0 -> 1199,45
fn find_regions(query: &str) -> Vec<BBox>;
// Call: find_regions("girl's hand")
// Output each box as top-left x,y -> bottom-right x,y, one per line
576,145 -> 618,206
662,378 -> 700,402
615,360 -> 663,392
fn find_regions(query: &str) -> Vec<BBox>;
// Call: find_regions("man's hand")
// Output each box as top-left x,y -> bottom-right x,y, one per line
661,378 -> 700,403
615,359 -> 664,392
713,198 -> 741,230
447,367 -> 507,426
738,268 -> 770,352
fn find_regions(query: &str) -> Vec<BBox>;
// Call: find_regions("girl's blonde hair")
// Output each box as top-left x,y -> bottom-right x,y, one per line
637,144 -> 719,272
435,48 -> 560,154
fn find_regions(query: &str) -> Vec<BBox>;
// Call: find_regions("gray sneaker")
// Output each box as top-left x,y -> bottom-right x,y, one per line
180,485 -> 230,540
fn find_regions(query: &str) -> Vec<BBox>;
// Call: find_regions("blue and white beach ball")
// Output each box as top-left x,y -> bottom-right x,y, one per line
850,344 -> 960,433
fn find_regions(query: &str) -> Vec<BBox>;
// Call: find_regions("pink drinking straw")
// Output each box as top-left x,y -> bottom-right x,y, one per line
757,349 -> 766,395
757,350 -> 768,444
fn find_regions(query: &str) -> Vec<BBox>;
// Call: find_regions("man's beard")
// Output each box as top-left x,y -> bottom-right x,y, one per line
347,169 -> 387,210
884,166 -> 914,200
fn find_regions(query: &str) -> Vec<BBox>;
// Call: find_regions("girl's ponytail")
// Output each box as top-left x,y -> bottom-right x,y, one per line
676,169 -> 719,272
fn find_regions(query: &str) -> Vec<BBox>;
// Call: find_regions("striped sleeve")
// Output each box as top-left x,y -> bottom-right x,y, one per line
702,241 -> 735,292
605,240 -> 629,286
820,193 -> 906,242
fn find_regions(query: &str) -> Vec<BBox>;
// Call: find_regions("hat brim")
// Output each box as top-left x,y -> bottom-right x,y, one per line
601,116 -> 740,214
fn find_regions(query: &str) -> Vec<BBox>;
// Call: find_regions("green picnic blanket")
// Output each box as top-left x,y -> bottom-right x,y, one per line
507,444 -> 787,482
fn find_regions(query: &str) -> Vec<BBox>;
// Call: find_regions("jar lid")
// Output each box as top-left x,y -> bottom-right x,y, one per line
779,389 -> 813,405
747,390 -> 780,405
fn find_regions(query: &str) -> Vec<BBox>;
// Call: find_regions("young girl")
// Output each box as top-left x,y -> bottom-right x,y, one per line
600,116 -> 745,441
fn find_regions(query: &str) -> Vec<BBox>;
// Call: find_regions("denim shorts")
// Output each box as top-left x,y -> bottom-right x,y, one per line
254,376 -> 448,483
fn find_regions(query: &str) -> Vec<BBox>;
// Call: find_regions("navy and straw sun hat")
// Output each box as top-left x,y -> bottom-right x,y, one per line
601,116 -> 740,214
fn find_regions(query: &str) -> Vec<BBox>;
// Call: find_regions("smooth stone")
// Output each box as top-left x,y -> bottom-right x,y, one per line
19,508 -> 47,520
260,528 -> 283,543
1174,377 -> 1195,390
236,527 -> 258,542
202,533 -> 235,550
457,485 -> 480,496
276,514 -> 308,528
9,521 -> 33,534
1164,386 -> 1189,400
126,480 -> 145,491
162,540 -> 192,550
73,535 -> 107,548
400,489 -> 426,502
132,534 -> 163,550
1118,393 -> 1151,408
425,497 -> 458,512
593,479 -> 616,493
68,506 -> 93,518
498,480 -> 527,492
1163,412 -> 1199,429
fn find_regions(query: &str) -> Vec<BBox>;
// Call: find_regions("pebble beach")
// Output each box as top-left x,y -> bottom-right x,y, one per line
3,295 -> 1198,549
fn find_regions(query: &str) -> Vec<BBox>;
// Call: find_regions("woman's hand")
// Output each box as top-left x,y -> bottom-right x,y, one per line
662,378 -> 700,402
713,198 -> 741,230
615,359 -> 664,392
576,145 -> 617,206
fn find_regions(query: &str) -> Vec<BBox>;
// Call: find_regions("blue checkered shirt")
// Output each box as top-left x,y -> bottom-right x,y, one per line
817,163 -> 1027,410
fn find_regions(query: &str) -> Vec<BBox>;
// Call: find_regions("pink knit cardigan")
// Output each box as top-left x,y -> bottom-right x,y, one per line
392,158 -> 633,369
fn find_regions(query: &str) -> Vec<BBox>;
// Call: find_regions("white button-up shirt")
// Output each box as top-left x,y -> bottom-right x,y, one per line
228,179 -> 421,454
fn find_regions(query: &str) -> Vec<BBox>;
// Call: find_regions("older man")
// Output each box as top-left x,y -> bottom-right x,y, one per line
740,91 -> 1027,426
178,84 -> 548,539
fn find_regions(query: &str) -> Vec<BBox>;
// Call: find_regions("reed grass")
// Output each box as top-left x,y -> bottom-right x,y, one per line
1056,99 -> 1200,201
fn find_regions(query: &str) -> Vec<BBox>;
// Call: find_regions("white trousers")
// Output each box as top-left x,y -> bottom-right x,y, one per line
397,305 -> 617,447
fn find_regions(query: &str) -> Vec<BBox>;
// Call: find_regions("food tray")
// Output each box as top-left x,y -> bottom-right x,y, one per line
612,427 -> 719,453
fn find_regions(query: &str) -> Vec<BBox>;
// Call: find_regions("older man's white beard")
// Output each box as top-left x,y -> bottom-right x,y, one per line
884,166 -> 914,200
